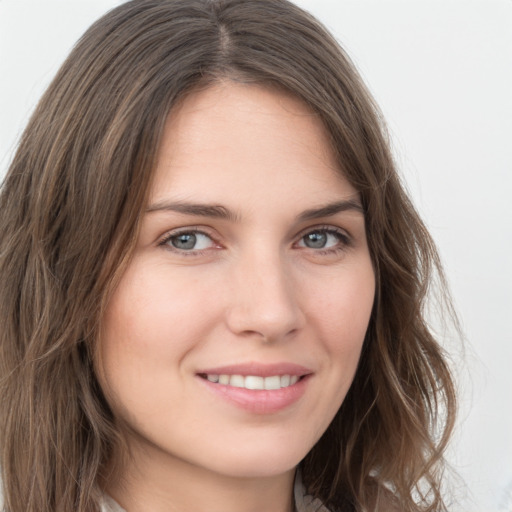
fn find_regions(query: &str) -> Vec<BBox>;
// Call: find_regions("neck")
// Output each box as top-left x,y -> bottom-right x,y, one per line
105,442 -> 296,512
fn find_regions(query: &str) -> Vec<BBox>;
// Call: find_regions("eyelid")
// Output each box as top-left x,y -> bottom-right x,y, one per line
158,226 -> 222,254
293,224 -> 353,251
295,224 -> 351,241
156,223 -> 353,256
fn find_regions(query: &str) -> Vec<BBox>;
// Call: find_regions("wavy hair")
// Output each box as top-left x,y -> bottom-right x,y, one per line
0,1 -> 456,510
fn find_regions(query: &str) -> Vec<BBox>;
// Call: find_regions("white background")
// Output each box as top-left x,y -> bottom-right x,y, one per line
1,1 -> 511,511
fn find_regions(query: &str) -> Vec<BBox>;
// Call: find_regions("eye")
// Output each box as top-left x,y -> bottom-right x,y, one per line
297,228 -> 350,251
161,230 -> 216,252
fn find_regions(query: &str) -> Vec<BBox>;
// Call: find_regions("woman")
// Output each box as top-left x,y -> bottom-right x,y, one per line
0,1 -> 457,511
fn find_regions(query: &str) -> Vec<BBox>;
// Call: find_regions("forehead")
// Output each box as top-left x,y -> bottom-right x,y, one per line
150,82 -> 356,208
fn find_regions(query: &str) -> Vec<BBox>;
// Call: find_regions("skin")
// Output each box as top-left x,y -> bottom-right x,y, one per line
96,83 -> 375,512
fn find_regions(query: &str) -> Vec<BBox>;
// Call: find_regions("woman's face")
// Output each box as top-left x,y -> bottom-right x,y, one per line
97,83 -> 375,480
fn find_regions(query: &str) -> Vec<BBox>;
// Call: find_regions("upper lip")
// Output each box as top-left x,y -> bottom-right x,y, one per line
196,362 -> 312,377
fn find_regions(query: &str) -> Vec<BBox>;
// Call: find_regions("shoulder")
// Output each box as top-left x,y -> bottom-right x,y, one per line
367,482 -> 402,512
99,494 -> 127,512
296,475 -> 402,512
294,471 -> 331,512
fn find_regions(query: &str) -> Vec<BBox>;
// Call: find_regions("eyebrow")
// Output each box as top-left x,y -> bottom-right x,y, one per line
146,201 -> 240,222
146,199 -> 363,222
297,199 -> 364,221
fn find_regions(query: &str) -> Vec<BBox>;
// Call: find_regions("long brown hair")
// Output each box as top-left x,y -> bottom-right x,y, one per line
0,1 -> 456,511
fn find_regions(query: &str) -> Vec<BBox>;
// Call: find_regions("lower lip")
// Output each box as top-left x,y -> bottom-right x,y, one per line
197,375 -> 310,414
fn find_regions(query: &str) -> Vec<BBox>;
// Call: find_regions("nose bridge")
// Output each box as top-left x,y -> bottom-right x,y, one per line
226,243 -> 302,341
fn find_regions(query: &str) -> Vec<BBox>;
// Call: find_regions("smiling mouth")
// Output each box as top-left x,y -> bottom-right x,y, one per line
198,373 -> 303,390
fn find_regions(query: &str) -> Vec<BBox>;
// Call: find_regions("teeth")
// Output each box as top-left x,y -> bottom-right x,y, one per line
265,375 -> 281,390
280,375 -> 290,387
244,375 -> 264,390
230,375 -> 245,388
204,374 -> 301,390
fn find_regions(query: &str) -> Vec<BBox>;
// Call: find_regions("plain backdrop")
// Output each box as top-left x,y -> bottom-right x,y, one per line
1,1 -> 511,511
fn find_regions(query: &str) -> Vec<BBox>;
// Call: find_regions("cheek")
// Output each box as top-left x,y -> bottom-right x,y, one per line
306,261 -> 375,412
96,260 -> 219,403
101,260 -> 216,350
311,263 -> 375,347
293,264 -> 374,441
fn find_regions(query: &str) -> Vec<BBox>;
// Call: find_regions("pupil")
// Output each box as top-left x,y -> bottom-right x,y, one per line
172,233 -> 196,250
305,232 -> 327,248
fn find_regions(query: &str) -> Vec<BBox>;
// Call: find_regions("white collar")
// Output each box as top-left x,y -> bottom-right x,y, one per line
100,471 -> 330,512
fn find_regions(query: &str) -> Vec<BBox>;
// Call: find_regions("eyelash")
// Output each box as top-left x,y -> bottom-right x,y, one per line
158,228 -> 219,256
158,225 -> 352,256
295,226 -> 352,255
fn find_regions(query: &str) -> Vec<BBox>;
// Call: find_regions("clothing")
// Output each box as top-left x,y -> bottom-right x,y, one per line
99,472 -> 330,512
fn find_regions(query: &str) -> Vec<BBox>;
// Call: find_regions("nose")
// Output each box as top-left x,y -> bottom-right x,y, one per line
225,250 -> 304,343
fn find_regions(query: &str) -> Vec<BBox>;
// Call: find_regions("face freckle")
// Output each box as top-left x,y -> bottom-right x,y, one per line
96,82 -> 375,484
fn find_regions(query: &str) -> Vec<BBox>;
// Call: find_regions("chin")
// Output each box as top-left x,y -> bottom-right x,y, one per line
200,443 -> 308,479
